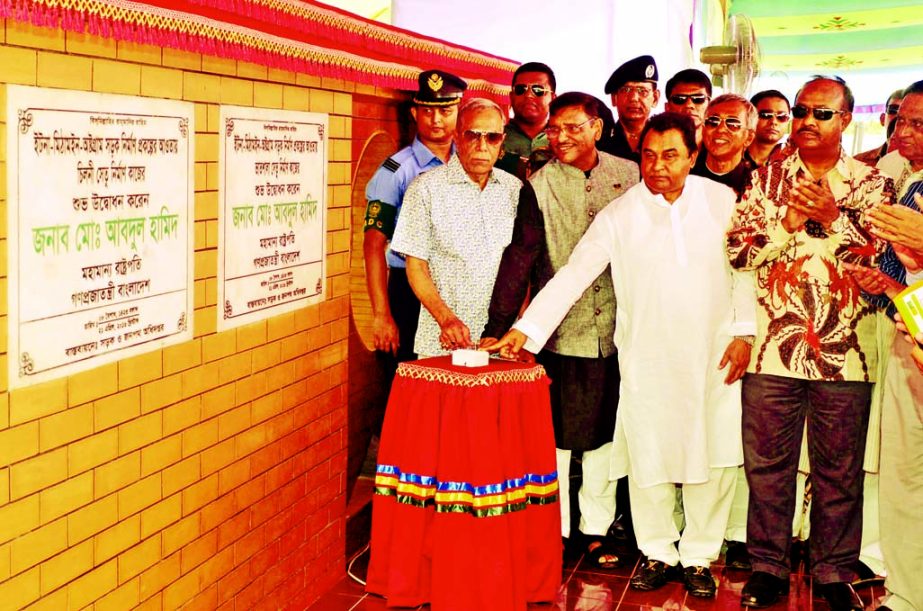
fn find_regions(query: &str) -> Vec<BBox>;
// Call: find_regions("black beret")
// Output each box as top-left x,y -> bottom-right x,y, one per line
413,70 -> 467,106
604,55 -> 659,94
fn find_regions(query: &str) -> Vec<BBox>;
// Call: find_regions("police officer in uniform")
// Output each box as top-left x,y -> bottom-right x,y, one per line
363,70 -> 467,370
601,55 -> 660,163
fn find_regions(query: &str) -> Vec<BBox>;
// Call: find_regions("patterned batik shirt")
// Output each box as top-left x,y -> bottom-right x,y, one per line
390,154 -> 522,357
727,149 -> 895,382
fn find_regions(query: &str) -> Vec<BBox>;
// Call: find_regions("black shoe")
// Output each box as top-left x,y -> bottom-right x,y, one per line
725,540 -> 752,571
629,558 -> 676,591
682,565 -> 717,598
850,560 -> 884,589
817,582 -> 863,611
741,571 -> 789,608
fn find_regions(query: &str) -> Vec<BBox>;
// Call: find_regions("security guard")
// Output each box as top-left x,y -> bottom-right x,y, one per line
601,55 -> 660,163
363,69 -> 466,369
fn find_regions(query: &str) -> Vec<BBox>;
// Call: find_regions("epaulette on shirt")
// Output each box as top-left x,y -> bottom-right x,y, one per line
382,157 -> 401,173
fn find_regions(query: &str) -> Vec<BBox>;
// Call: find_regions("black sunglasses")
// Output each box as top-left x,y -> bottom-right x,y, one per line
512,84 -> 551,97
791,105 -> 847,121
669,94 -> 709,105
757,111 -> 791,123
461,129 -> 504,146
887,103 -> 901,115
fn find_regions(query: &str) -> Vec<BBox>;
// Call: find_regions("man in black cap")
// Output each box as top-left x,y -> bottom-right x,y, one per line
495,61 -> 557,179
602,55 -> 660,163
363,69 -> 466,374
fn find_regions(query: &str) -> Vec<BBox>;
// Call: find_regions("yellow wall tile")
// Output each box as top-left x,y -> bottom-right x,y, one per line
118,351 -> 162,391
253,81 -> 282,108
180,472 -> 217,515
331,139 -> 351,162
95,514 -> 140,563
140,433 -> 182,477
237,61 -> 267,80
68,428 -> 117,475
39,471 -> 93,523
0,421 -> 38,465
268,67 -> 296,84
118,411 -> 162,455
183,71 -> 220,103
10,447 -> 67,500
219,76 -> 253,106
140,65 -> 183,99
181,420 -> 217,458
118,535 -> 161,583
194,190 -> 218,219
140,373 -> 182,414
194,133 -> 218,163
162,567 -> 199,610
140,493 -> 181,539
67,558 -> 117,609
10,517 -> 67,574
95,387 -> 141,431
161,513 -> 199,556
139,553 -> 180,602
207,103 -> 220,132
282,85 -> 309,110
68,362 -> 118,407
39,539 -> 93,595
295,73 -> 322,88
94,451 -> 139,498
36,51 -> 92,90
194,219 -> 207,251
0,493 -> 39,544
310,89 -> 334,113
94,577 -> 140,611
333,92 -> 352,115
181,359 -> 219,396
66,31 -> 117,58
118,473 -> 161,520
201,383 -> 236,420
205,161 -> 219,191
194,250 -> 217,279
0,45 -> 37,85
163,339 -> 202,376
116,40 -> 163,65
201,54 -> 236,76
194,102 -> 208,133
161,455 -> 200,498
0,393 -> 8,430
205,219 -> 218,248
67,494 -> 117,544
162,396 -> 201,437
237,320 -> 267,351
93,58 -> 141,95
0,542 -> 9,582
0,468 -> 7,505
162,47 -> 200,71
7,21 -> 64,51
9,378 -> 68,426
0,567 -> 40,611
39,403 -> 93,452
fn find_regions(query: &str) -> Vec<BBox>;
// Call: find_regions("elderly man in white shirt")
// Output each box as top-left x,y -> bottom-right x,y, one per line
485,112 -> 756,598
391,97 -> 521,357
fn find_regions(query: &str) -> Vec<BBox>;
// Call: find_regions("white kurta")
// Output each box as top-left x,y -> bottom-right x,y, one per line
515,176 -> 756,488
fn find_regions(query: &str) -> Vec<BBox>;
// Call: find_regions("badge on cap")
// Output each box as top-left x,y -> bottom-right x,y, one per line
427,73 -> 444,92
645,64 -> 655,79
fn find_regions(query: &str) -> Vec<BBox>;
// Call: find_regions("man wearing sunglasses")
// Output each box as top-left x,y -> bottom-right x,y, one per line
481,92 -> 639,571
494,62 -> 556,180
747,90 -> 792,167
485,112 -> 756,600
363,69 -> 466,370
692,93 -> 757,199
601,55 -> 660,163
855,88 -> 905,166
727,75 -> 895,611
664,69 -> 712,149
391,97 -> 520,357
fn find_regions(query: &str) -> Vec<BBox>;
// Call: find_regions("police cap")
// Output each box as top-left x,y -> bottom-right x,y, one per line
413,70 -> 467,106
604,55 -> 659,94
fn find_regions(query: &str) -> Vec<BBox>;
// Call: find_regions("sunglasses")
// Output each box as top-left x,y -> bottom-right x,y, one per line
617,85 -> 654,99
669,94 -> 709,105
544,117 -> 597,139
757,110 -> 791,123
512,84 -> 551,97
461,129 -> 504,146
887,103 -> 901,115
704,115 -> 744,131
791,105 -> 847,121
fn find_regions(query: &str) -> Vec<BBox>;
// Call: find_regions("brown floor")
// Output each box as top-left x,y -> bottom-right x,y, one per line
306,541 -> 890,610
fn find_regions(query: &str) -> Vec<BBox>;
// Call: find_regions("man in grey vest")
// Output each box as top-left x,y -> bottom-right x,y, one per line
481,92 -> 639,568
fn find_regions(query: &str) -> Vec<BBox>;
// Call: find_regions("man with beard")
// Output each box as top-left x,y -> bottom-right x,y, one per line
495,62 -> 556,179
601,55 -> 659,163
747,90 -> 792,167
481,92 -> 639,568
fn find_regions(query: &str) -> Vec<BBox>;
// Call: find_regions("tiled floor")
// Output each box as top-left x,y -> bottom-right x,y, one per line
307,544 -> 890,610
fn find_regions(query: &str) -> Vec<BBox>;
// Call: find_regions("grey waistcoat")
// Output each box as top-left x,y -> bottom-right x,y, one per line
529,152 -> 640,357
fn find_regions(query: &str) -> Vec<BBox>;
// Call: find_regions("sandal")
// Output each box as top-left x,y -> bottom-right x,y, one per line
585,535 -> 621,569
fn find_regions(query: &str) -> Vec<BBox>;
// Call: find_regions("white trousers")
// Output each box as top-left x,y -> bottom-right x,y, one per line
557,443 -> 617,538
629,466 -> 736,567
725,466 -> 748,543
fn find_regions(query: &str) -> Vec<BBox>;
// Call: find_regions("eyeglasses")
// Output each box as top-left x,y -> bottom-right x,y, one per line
668,94 -> 709,106
544,117 -> 597,139
512,84 -> 551,97
791,105 -> 847,121
757,110 -> 791,123
617,85 -> 653,99
704,115 -> 744,132
887,104 -> 901,115
461,129 -> 504,146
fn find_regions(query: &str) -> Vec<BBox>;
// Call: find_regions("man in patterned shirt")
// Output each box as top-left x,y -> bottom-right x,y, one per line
390,98 -> 521,357
726,76 -> 894,611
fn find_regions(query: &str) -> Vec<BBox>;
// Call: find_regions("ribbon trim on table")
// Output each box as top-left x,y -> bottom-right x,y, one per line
396,361 -> 547,387
374,464 -> 559,517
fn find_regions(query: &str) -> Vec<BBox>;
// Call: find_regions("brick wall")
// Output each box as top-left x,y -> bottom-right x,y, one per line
0,17 -> 382,610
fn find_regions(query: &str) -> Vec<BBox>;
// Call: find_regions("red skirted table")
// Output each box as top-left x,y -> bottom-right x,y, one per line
366,356 -> 562,610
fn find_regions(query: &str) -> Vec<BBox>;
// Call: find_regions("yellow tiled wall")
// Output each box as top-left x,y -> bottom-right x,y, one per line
0,18 -> 354,610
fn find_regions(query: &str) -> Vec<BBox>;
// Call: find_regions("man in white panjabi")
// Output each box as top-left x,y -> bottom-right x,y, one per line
485,112 -> 756,598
